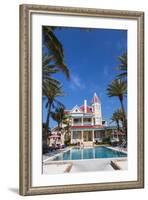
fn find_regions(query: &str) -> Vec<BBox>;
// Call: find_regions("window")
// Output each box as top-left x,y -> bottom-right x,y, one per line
73,118 -> 81,124
83,118 -> 92,124
72,131 -> 81,139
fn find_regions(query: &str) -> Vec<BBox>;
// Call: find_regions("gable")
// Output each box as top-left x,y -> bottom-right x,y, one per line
71,105 -> 81,113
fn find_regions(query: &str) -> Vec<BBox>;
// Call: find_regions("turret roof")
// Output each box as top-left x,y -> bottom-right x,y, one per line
91,93 -> 101,104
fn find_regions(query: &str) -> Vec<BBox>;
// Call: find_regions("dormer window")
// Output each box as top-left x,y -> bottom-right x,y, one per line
71,105 -> 81,113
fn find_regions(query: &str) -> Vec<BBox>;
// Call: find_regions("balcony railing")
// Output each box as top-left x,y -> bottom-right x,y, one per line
72,118 -> 93,126
72,122 -> 93,126
72,122 -> 82,126
83,122 -> 92,125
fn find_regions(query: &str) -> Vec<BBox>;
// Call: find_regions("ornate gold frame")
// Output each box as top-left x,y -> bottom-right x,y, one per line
19,4 -> 144,196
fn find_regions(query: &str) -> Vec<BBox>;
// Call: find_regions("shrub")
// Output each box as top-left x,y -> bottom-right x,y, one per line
102,137 -> 111,144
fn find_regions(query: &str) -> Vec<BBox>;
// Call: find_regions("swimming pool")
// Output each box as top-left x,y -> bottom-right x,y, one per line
53,146 -> 127,161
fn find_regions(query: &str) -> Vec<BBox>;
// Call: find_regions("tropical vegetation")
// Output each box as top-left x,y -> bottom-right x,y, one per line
51,106 -> 65,134
42,26 -> 70,144
110,109 -> 125,131
116,52 -> 127,79
42,26 -> 128,147
107,52 -> 127,138
107,79 -> 127,115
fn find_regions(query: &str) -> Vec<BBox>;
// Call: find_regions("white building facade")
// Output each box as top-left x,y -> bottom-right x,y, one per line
66,93 -> 106,146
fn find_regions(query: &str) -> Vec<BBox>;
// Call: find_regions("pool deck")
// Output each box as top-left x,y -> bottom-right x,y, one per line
42,145 -> 128,174
43,162 -> 73,174
43,157 -> 127,174
111,159 -> 128,170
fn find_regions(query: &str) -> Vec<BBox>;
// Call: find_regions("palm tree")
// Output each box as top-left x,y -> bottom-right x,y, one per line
43,55 -> 61,96
107,79 -> 126,113
117,108 -> 126,129
62,115 -> 71,142
42,26 -> 70,141
111,109 -> 125,131
52,107 -> 72,145
42,26 -> 70,79
52,106 -> 65,134
42,52 -> 69,134
43,26 -> 63,62
107,79 -> 127,134
42,53 -> 70,94
44,84 -> 64,142
116,52 -> 127,79
110,111 -> 120,131
63,122 -> 71,145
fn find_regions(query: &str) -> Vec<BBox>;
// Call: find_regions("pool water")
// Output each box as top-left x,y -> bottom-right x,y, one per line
53,146 -> 127,161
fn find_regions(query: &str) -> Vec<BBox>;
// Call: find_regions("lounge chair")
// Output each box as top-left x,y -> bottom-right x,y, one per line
118,140 -> 127,151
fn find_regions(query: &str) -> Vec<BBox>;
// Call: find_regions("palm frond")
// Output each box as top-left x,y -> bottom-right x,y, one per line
107,79 -> 127,97
116,52 -> 127,79
43,27 -> 70,79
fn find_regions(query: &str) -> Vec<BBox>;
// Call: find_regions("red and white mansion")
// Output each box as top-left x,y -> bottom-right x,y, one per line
49,93 -> 125,147
65,93 -> 106,146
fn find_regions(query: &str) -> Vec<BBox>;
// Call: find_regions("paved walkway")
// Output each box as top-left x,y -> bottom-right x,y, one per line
70,159 -> 115,173
43,162 -> 72,174
43,157 -> 127,174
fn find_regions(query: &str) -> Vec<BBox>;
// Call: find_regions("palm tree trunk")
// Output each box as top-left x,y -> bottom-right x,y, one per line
116,120 -> 120,131
45,101 -> 52,144
57,122 -> 60,134
119,95 -> 125,113
119,97 -> 127,138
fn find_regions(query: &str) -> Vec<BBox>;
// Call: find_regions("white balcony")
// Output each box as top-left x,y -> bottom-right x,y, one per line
72,117 -> 93,126
83,122 -> 92,125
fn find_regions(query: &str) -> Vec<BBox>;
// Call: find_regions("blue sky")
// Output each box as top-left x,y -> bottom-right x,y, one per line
43,27 -> 127,128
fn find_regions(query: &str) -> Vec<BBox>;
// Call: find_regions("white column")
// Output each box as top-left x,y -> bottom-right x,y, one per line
92,130 -> 95,142
71,131 -> 73,144
81,130 -> 84,143
91,118 -> 93,125
81,117 -> 83,126
72,118 -> 74,126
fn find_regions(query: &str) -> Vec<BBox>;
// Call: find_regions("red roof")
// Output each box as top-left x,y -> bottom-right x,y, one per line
64,110 -> 70,114
80,105 -> 92,113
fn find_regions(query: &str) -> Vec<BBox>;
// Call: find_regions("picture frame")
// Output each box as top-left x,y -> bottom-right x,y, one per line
19,4 -> 144,196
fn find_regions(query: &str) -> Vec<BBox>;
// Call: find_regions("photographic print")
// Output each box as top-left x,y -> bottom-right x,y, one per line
42,27 -> 128,174
19,4 -> 144,195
